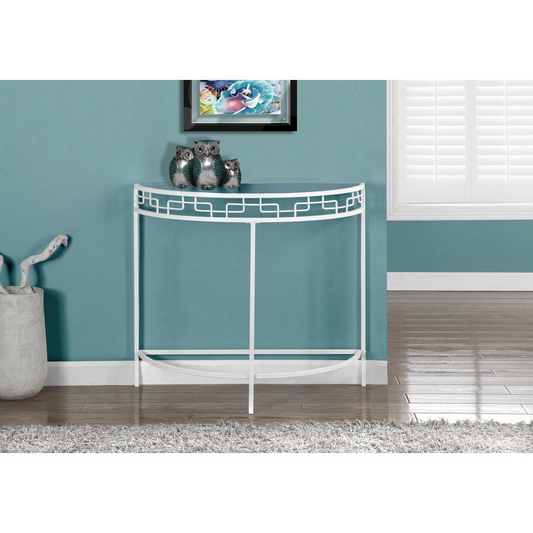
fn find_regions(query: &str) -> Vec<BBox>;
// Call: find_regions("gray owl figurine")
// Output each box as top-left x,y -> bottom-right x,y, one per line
169,145 -> 194,188
191,140 -> 224,190
222,159 -> 242,189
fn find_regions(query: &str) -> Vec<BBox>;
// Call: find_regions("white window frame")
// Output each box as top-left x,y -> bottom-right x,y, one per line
387,80 -> 533,221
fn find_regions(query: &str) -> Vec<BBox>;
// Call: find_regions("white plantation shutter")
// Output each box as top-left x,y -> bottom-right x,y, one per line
400,80 -> 469,204
390,80 -> 533,220
473,81 -> 533,203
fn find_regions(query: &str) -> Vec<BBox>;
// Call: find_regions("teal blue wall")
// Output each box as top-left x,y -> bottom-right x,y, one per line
0,81 -> 387,361
388,221 -> 533,272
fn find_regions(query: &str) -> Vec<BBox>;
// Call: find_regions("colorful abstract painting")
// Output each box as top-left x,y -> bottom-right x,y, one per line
199,80 -> 283,115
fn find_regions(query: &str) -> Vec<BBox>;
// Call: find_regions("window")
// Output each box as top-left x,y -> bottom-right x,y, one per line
388,80 -> 533,220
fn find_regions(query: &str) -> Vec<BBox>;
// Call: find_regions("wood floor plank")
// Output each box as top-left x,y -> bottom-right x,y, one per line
300,402 -> 412,413
507,386 -> 533,394
389,362 -> 496,369
481,353 -> 533,359
39,386 -> 91,394
414,413 -> 533,423
389,357 -> 486,363
0,402 -> 84,413
397,376 -> 533,385
80,401 -> 303,414
0,411 -> 191,426
407,404 -> 526,414
389,350 -> 481,357
519,405 -> 533,414
391,368 -> 497,375
407,394 -> 533,404
356,384 -> 509,394
491,370 -> 533,377
188,412 -> 416,424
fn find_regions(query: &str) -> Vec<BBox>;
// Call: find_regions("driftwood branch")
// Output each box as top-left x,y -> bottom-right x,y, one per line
19,235 -> 69,293
0,255 -> 7,294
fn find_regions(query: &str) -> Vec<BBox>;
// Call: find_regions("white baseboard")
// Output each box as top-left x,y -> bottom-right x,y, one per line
46,360 -> 388,386
388,272 -> 533,291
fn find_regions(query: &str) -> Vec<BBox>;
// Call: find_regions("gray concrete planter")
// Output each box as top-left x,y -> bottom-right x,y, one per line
0,287 -> 47,400
0,235 -> 68,400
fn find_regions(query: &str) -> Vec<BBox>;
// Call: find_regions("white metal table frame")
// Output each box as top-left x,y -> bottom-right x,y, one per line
133,182 -> 366,414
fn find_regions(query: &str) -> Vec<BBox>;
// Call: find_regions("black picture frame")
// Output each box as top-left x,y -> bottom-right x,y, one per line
183,80 -> 297,132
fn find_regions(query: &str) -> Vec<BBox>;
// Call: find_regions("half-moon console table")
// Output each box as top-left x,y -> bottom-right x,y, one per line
133,182 -> 366,414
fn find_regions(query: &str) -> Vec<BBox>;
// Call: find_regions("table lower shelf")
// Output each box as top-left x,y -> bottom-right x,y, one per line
135,349 -> 366,413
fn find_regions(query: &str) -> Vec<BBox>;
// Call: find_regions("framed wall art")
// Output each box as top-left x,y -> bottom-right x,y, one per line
183,80 -> 297,132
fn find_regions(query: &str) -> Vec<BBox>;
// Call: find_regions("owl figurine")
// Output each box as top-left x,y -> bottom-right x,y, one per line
191,140 -> 224,190
222,159 -> 242,189
169,145 -> 194,188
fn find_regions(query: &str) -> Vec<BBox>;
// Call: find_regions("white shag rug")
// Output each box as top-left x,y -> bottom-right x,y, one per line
1,421 -> 532,453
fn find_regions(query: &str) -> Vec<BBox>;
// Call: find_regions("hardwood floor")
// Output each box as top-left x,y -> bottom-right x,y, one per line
388,290 -> 533,423
2,291 -> 533,425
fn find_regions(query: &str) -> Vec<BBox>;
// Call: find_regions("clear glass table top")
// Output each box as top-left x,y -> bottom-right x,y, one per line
135,182 -> 363,197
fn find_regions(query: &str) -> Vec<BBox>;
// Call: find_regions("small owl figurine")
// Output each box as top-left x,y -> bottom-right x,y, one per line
169,145 -> 194,188
192,140 -> 224,190
222,159 -> 242,189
